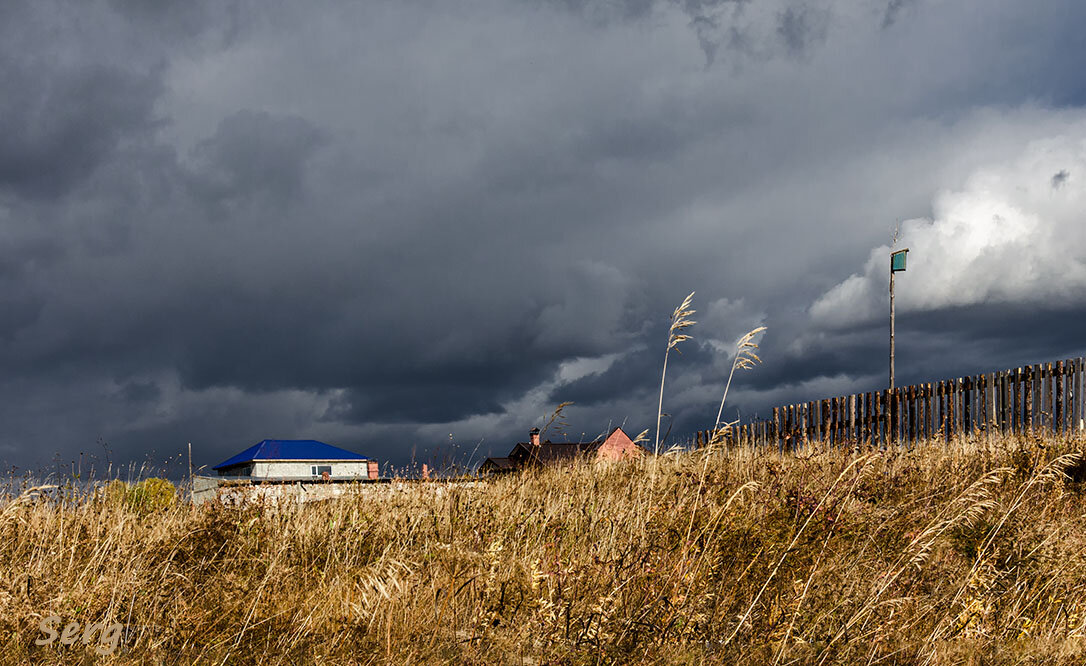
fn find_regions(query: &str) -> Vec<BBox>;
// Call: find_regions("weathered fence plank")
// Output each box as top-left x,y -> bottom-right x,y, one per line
701,355 -> 1086,455
1072,358 -> 1081,430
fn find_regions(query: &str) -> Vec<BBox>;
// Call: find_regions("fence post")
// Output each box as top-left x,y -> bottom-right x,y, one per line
880,390 -> 887,446
899,388 -> 906,444
794,404 -> 801,449
986,373 -> 995,436
874,391 -> 881,445
1024,366 -> 1033,436
947,379 -> 956,440
862,392 -> 871,444
963,376 -> 972,439
935,381 -> 943,441
978,374 -> 987,437
887,389 -> 896,445
907,385 -> 916,444
1058,360 -> 1066,434
771,407 -> 778,452
793,404 -> 801,450
836,397 -> 843,445
848,394 -> 856,448
1043,363 -> 1050,435
784,405 -> 792,451
945,380 -> 952,440
841,396 -> 848,445
1072,358 -> 1081,430
947,379 -> 955,440
877,388 -> 886,447
1002,371 -> 1011,435
923,382 -> 931,440
1012,367 -> 1020,434
868,391 -> 875,446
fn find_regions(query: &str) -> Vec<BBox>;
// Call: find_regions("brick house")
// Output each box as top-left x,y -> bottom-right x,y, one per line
479,426 -> 645,473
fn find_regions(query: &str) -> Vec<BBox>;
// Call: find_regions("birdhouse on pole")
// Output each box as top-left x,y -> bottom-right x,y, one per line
891,248 -> 909,273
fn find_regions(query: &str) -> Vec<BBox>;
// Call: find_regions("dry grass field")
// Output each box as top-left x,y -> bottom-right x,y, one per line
5,434 -> 1086,664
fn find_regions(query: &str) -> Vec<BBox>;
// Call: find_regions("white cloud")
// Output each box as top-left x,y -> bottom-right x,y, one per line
811,129 -> 1086,327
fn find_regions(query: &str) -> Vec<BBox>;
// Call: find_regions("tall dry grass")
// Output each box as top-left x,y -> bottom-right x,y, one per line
6,434 -> 1086,664
656,291 -> 696,455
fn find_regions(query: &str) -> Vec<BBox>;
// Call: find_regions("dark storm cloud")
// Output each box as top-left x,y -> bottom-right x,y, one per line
0,62 -> 162,199
776,6 -> 829,58
3,0 -> 1086,471
541,0 -> 830,64
326,384 -> 508,425
550,351 -> 660,408
882,0 -> 918,29
106,0 -> 246,47
187,110 -> 328,207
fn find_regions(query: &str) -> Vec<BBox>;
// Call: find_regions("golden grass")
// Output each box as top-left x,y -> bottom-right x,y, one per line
6,434 -> 1086,664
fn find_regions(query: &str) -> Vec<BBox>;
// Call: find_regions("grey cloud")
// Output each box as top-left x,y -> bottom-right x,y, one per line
326,384 -> 508,425
0,63 -> 162,199
106,0 -> 246,48
882,0 -> 917,29
1052,169 -> 1070,189
539,0 -> 829,65
186,110 -> 328,208
777,6 -> 830,58
2,0 -> 1086,472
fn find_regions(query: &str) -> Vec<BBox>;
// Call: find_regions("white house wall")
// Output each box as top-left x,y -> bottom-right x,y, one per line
250,460 -> 370,478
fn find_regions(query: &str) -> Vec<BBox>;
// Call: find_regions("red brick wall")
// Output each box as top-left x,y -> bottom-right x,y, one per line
594,428 -> 644,462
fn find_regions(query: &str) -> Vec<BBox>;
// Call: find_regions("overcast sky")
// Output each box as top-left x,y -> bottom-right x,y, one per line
3,0 -> 1086,476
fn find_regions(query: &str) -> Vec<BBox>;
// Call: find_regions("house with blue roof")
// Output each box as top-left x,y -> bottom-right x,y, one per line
212,440 -> 379,480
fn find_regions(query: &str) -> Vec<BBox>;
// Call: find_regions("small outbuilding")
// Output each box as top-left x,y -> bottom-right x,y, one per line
212,439 -> 379,480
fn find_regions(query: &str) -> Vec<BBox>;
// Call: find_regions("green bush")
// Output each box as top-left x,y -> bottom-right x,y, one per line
103,478 -> 176,513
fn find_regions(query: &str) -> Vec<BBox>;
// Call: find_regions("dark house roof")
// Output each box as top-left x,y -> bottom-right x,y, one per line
213,439 -> 368,470
481,436 -> 602,472
479,457 -> 515,471
479,427 -> 647,474
508,440 -> 601,464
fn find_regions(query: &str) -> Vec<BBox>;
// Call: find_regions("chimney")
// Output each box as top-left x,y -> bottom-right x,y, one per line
530,427 -> 541,447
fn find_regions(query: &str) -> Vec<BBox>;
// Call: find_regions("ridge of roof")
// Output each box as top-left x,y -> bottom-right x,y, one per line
212,439 -> 367,470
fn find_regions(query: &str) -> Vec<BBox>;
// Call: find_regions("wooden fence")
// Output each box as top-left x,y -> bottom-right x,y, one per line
691,357 -> 1086,450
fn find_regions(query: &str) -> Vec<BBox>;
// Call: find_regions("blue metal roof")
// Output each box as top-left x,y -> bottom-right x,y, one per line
212,440 -> 368,470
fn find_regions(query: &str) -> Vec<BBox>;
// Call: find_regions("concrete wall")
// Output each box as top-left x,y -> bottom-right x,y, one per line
190,477 -> 483,506
251,460 -> 371,479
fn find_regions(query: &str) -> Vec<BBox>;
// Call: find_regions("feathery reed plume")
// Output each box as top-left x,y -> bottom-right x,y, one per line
539,401 -> 574,441
655,292 -> 696,455
714,326 -> 766,431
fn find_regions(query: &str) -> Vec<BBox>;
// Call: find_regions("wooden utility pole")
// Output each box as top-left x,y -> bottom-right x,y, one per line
890,264 -> 896,390
890,248 -> 908,390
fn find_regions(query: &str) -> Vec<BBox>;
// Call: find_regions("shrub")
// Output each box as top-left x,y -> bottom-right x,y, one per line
101,478 -> 176,513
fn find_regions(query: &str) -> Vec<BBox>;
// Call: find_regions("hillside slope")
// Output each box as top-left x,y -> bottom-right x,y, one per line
5,435 -> 1086,664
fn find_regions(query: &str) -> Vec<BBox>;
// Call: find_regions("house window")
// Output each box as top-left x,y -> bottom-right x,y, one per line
311,465 -> 332,477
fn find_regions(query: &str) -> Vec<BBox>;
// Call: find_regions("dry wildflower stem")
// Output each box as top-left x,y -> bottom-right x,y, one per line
655,291 -> 696,456
714,326 -> 767,430
4,433 -> 1086,664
